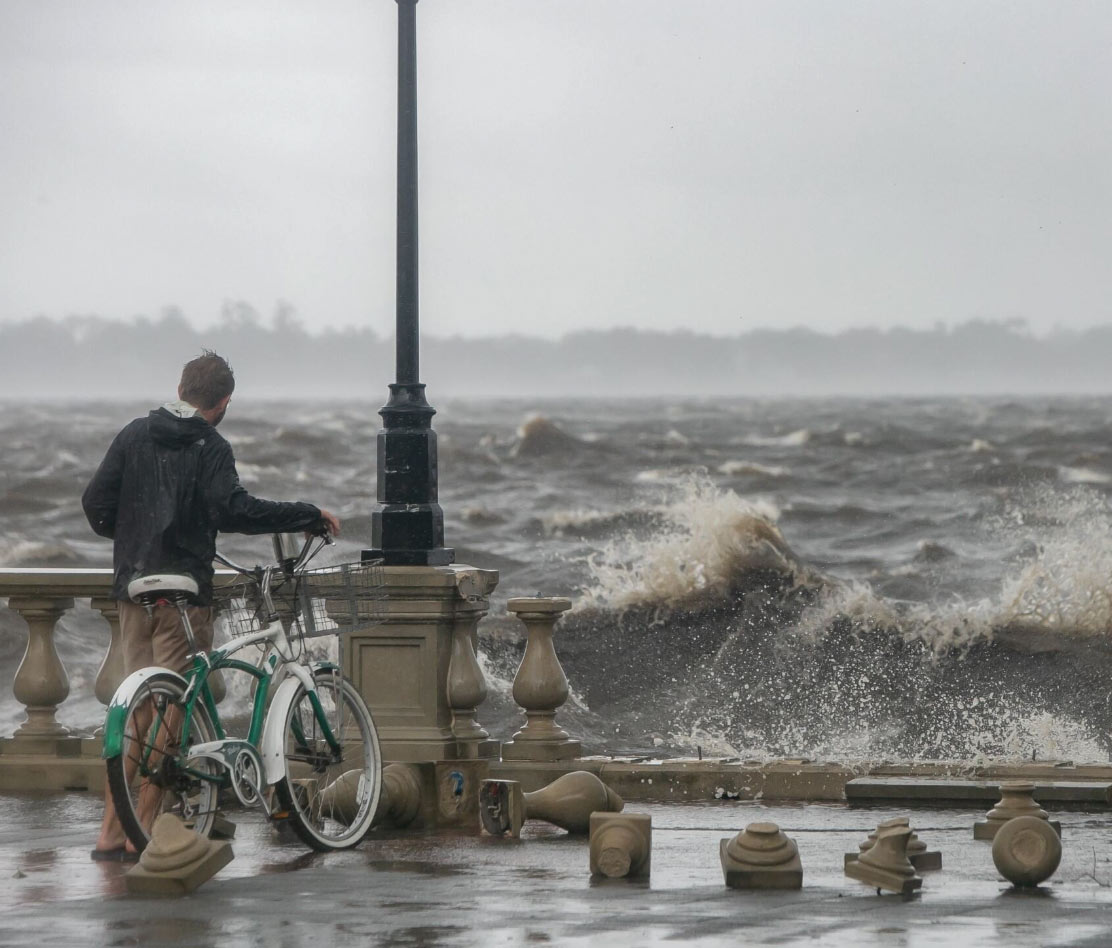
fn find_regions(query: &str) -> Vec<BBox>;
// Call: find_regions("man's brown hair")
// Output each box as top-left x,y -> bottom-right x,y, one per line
179,351 -> 235,410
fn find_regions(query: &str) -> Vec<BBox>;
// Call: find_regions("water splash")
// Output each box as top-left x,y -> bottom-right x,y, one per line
994,486 -> 1112,635
564,478 -> 1112,762
581,475 -> 798,612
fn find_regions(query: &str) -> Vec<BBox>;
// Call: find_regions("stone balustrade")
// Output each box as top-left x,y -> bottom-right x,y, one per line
1,569 -> 120,752
0,568 -> 238,760
1,566 -> 585,794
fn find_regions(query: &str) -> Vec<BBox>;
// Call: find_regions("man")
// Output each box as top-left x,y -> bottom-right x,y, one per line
83,350 -> 340,858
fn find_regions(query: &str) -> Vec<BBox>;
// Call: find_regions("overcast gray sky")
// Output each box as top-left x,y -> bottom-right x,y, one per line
1,0 -> 1109,339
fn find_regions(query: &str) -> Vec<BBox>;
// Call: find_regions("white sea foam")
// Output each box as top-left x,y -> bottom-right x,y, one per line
1058,465 -> 1111,485
742,428 -> 811,448
716,460 -> 789,478
792,581 -> 998,653
234,462 -> 283,485
582,467 -> 1112,665
634,468 -> 684,484
476,650 -> 515,700
460,505 -> 506,525
539,508 -> 653,539
582,475 -> 792,611
39,449 -> 82,472
667,681 -> 1107,763
664,429 -> 690,446
992,487 -> 1112,635
792,484 -> 1112,650
667,727 -> 743,759
969,438 -> 995,453
0,538 -> 80,566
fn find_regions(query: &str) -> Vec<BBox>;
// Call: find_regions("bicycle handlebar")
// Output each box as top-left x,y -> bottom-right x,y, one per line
214,529 -> 331,579
213,531 -> 332,624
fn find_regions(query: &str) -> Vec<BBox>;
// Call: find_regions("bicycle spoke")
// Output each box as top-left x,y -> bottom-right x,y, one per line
274,672 -> 381,851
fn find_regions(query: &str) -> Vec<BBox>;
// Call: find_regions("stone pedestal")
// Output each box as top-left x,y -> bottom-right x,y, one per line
343,565 -> 498,762
434,760 -> 489,831
590,812 -> 652,879
125,813 -> 233,896
720,822 -> 802,890
502,597 -> 581,761
974,781 -> 1061,840
845,826 -> 922,895
847,817 -> 942,871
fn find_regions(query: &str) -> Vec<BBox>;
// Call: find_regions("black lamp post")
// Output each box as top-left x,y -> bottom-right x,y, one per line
365,0 -> 454,566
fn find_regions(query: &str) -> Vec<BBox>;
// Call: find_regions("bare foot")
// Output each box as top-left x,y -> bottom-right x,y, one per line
94,826 -> 128,852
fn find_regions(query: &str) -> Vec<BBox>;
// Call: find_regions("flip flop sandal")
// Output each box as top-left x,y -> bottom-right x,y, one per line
90,848 -> 139,862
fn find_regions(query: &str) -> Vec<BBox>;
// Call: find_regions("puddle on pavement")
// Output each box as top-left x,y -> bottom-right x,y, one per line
520,867 -> 560,879
997,887 -> 1058,901
380,900 -> 439,912
257,851 -> 321,873
359,924 -> 468,946
366,859 -> 470,877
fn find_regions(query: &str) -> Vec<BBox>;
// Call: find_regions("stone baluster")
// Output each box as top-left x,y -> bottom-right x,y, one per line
502,597 -> 581,761
480,771 -> 623,837
91,598 -> 126,709
447,617 -> 490,754
446,569 -> 497,759
8,596 -> 73,744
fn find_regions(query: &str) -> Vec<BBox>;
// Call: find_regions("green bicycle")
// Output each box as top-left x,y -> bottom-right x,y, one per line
102,532 -> 385,852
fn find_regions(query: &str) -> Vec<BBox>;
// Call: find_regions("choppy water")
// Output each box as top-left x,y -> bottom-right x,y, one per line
4,396 -> 1112,763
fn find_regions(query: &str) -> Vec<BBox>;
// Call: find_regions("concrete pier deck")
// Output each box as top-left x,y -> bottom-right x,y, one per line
5,791 -> 1112,947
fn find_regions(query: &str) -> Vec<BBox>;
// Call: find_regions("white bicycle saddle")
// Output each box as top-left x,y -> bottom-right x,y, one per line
127,573 -> 200,603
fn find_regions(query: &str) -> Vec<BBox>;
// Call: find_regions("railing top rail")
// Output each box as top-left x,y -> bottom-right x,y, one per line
0,568 -> 236,600
0,568 -> 114,577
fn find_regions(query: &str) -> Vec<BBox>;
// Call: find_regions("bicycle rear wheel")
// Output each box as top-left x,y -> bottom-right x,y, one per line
274,669 -> 381,851
105,673 -> 220,852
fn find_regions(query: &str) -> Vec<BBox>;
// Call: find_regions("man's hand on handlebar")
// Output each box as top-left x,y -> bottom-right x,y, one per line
318,509 -> 341,538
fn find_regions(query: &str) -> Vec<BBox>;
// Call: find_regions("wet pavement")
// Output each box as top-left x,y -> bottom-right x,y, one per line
4,792 -> 1112,947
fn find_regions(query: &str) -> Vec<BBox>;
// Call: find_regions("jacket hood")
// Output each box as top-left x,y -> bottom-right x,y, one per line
148,402 -> 212,448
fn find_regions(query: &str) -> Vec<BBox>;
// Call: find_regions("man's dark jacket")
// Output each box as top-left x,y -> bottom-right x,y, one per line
82,404 -> 322,604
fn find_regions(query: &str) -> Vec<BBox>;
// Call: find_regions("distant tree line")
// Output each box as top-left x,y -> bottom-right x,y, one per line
1,305 -> 1109,398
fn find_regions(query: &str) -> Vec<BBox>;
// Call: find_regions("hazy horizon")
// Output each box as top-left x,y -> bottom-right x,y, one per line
5,311 -> 1112,399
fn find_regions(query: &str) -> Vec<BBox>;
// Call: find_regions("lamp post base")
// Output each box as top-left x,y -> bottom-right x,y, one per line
363,547 -> 455,567
368,383 -> 454,567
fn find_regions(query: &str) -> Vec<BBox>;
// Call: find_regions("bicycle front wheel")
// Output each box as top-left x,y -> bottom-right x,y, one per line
105,673 -> 220,852
274,669 -> 382,851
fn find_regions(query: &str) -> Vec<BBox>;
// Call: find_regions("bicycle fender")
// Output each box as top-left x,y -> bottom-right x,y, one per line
259,667 -> 314,785
101,666 -> 188,759
259,663 -> 344,785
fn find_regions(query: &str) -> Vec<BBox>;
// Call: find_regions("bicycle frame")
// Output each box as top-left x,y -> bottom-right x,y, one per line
103,612 -> 344,795
103,530 -> 384,852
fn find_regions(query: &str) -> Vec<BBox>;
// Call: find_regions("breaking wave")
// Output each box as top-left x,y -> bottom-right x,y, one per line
581,475 -> 804,612
555,476 -> 1112,761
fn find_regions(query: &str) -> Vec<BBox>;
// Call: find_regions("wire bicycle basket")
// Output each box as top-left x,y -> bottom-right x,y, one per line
215,578 -> 269,639
215,559 -> 387,644
297,559 -> 388,639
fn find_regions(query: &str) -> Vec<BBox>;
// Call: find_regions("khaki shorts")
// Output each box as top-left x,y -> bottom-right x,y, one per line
119,600 -> 215,676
